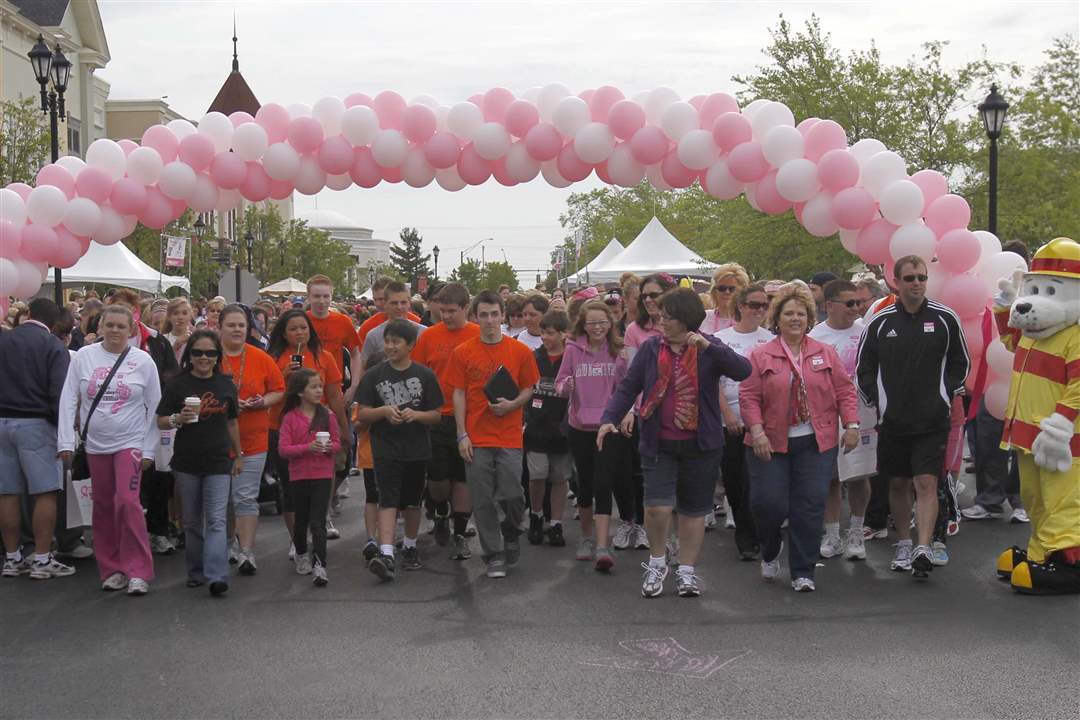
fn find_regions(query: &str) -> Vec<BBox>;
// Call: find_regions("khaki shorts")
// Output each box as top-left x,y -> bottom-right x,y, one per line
526,451 -> 573,484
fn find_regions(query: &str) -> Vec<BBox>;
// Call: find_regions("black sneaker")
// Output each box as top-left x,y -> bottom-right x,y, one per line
369,553 -> 395,581
527,514 -> 545,545
433,517 -> 451,547
505,538 -> 521,568
401,546 -> 422,571
911,545 -> 934,579
546,523 -> 566,547
362,540 -> 379,562
209,581 -> 228,597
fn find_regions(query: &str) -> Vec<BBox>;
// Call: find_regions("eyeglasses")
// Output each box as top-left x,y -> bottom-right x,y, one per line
742,301 -> 769,310
901,274 -> 929,283
828,298 -> 860,308
189,349 -> 220,358
642,292 -> 662,300
584,319 -> 611,327
715,285 -> 737,293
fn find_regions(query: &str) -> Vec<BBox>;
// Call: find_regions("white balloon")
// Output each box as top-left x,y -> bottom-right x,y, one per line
889,222 -> 936,261
925,260 -> 951,299
158,161 -> 197,200
540,160 -> 571,188
740,99 -> 770,121
126,146 -> 164,185
979,251 -> 1028,295
751,101 -> 795,140
286,103 -> 312,119
775,159 -> 820,203
409,94 -> 439,109
986,339 -> 1014,377
312,96 -> 345,136
371,129 -> 409,168
504,142 -> 540,183
645,163 -> 672,191
839,228 -> 860,254
0,188 -> 27,226
676,129 -> 718,170
294,156 -> 326,195
166,118 -> 197,140
472,122 -> 511,161
660,102 -> 699,142
703,159 -> 742,200
341,105 -> 379,146
850,138 -> 887,166
801,192 -> 839,237
325,172 -> 353,191
120,213 -> 138,237
645,87 -> 680,127
0,258 -> 18,296
26,185 -> 68,226
435,166 -> 467,192
537,83 -> 571,122
188,173 -> 220,213
62,197 -> 101,236
92,206 -> 126,245
552,97 -> 590,137
447,102 -> 484,139
12,258 -> 41,297
762,125 -> 805,167
606,144 -> 645,187
55,156 -> 86,176
879,180 -> 924,225
435,105 -> 451,134
973,231 -> 1002,272
231,122 -> 269,161
85,138 -> 127,180
401,148 -> 436,188
262,142 -> 301,181
198,112 -> 234,153
216,187 -> 243,213
574,123 -> 615,164
744,182 -> 762,212
861,151 -> 908,199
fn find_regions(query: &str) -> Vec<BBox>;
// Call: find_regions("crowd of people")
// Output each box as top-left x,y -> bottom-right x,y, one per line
0,251 -> 1026,598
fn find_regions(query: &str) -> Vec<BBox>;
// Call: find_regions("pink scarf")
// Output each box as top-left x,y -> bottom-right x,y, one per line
639,339 -> 699,431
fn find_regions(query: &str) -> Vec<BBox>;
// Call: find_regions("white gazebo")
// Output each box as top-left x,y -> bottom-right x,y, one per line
567,238 -> 624,285
576,217 -> 716,283
44,240 -> 190,293
259,277 -> 307,296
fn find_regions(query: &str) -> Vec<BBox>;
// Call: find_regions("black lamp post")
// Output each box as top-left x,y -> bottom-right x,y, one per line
978,84 -> 1009,236
28,34 -> 71,305
432,244 -> 440,279
244,229 -> 254,273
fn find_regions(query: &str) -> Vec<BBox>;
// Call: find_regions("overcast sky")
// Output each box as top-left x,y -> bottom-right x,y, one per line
96,0 -> 1076,282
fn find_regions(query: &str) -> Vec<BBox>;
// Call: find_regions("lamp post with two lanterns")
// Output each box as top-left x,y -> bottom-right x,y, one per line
977,84 -> 1009,236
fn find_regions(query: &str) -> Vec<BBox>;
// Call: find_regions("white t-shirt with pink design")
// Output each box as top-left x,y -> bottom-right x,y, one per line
808,318 -> 865,377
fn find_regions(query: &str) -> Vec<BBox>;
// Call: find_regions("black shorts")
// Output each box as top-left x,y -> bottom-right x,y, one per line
427,415 -> 466,484
268,429 -> 294,513
877,429 -> 948,479
362,468 -> 378,504
375,458 -> 427,510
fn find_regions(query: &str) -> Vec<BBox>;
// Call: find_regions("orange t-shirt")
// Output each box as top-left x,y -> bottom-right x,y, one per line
350,404 -> 374,470
444,335 -> 540,449
412,321 -> 481,415
222,345 -> 286,454
269,348 -> 343,429
307,310 -> 360,380
357,310 -> 422,346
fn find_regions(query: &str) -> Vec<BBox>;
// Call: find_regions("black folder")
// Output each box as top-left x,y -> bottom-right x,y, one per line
483,365 -> 520,403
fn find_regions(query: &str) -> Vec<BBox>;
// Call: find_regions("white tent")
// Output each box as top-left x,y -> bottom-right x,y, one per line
259,277 -> 307,296
567,238 -> 624,284
45,240 -> 190,293
580,217 -> 716,283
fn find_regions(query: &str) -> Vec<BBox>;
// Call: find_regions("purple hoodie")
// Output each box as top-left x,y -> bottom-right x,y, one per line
554,337 -> 631,431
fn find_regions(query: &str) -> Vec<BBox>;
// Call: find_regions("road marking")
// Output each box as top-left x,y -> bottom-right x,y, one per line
579,637 -> 750,679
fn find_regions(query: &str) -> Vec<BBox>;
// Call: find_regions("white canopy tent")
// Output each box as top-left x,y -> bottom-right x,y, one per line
45,240 -> 190,293
566,238 -> 624,285
572,217 -> 716,284
259,277 -> 307,296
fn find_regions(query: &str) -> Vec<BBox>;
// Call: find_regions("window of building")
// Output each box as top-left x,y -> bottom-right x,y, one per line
66,116 -> 82,157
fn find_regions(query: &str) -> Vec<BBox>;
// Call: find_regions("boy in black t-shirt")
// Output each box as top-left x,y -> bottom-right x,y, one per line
356,320 -> 443,580
524,310 -> 571,546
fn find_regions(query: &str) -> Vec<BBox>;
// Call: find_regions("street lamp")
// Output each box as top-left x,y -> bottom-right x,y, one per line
978,84 -> 1009,236
28,34 -> 71,305
244,229 -> 254,273
432,244 -> 440,279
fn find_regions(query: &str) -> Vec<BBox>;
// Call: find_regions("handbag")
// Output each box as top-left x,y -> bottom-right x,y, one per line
70,347 -> 131,481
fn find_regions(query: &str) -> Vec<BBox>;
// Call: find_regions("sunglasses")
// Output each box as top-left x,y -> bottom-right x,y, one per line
715,285 -> 737,293
189,348 -> 220,358
829,298 -> 860,308
742,300 -> 769,310
642,292 -> 663,300
901,274 -> 929,283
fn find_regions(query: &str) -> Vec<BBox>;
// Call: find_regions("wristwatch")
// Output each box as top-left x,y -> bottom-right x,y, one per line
844,423 -> 860,430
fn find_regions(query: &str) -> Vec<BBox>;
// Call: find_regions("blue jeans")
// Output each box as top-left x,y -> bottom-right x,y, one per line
174,472 -> 230,584
747,434 -> 837,580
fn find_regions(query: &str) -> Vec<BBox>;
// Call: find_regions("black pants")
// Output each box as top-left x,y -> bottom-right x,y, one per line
142,468 -> 173,537
722,429 -> 758,553
292,479 -> 331,565
865,475 -> 889,530
568,427 -> 630,516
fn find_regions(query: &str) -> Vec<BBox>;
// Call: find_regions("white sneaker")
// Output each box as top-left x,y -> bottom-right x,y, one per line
101,572 -> 128,591
126,578 -> 149,596
288,543 -> 296,561
791,577 -> 816,592
724,505 -> 736,530
961,504 -> 1003,520
1010,508 -> 1030,524
930,540 -> 949,566
761,542 -> 782,581
820,534 -> 844,558
312,562 -> 328,587
843,528 -> 866,560
326,520 -> 341,540
295,553 -> 313,575
228,538 -> 240,564
704,512 -> 717,530
29,555 -> 75,580
890,542 -> 913,571
632,524 -> 650,550
57,543 -> 95,560
613,521 -> 634,550
338,477 -> 350,498
2,555 -> 30,577
863,526 -> 888,541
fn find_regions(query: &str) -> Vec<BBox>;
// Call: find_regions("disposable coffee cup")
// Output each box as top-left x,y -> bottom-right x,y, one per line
291,354 -> 304,364
184,396 -> 201,423
315,431 -> 330,449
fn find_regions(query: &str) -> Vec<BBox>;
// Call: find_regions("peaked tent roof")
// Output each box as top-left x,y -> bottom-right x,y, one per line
259,277 -> 307,295
577,217 -> 716,283
207,26 -> 260,116
567,238 -> 624,284
45,240 -> 190,293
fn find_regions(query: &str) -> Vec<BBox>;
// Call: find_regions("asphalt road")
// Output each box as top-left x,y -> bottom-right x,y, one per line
2,477 -> 1078,720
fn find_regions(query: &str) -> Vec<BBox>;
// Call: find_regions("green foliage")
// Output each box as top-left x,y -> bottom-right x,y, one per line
448,258 -> 484,294
1,97 -> 50,185
481,261 -> 520,292
446,258 -> 520,294
389,227 -> 432,288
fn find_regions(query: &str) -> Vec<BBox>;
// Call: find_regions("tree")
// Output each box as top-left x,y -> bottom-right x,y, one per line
481,261 -> 519,292
448,258 -> 484,294
1,97 -> 50,186
389,227 -> 431,288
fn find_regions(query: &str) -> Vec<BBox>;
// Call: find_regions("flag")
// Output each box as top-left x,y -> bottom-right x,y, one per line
164,235 -> 187,267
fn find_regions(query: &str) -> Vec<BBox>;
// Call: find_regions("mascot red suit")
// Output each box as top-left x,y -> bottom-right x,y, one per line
992,237 -> 1080,595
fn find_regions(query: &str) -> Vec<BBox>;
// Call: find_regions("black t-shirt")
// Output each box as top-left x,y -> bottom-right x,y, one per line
157,372 -> 239,476
357,360 -> 443,462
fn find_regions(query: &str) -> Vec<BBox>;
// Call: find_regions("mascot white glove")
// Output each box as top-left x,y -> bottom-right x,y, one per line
994,269 -> 1023,309
1032,412 -> 1075,473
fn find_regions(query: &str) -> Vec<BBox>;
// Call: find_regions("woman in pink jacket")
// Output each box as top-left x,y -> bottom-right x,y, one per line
739,284 -> 859,593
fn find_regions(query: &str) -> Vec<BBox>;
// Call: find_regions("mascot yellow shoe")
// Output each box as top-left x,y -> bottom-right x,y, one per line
992,237 -> 1080,595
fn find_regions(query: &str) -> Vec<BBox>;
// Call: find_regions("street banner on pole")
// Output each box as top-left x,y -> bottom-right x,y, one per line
164,235 -> 187,267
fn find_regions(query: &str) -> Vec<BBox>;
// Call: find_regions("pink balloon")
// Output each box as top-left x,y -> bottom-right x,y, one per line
36,164 -> 75,199
401,105 -> 437,144
698,93 -> 739,130
457,144 -> 492,185
269,178 -> 294,200
482,87 -> 515,123
229,111 -> 255,128
751,171 -> 792,215
590,85 -> 625,122
168,196 -> 187,222
727,141 -> 769,183
688,95 -> 705,110
239,162 -> 272,202
209,152 -> 247,189
660,151 -> 696,189
110,178 -> 148,215
961,315 -> 986,362
139,186 -> 173,229
317,135 -> 354,175
712,112 -> 752,153
467,94 -> 484,108
52,226 -> 84,268
491,157 -> 518,187
629,126 -> 668,165
817,149 -> 860,192
141,125 -> 180,163
796,117 -> 820,137
344,93 -> 373,108
940,273 -> 990,318
804,120 -> 847,162
178,133 -> 216,172
524,123 -> 563,162
349,147 -> 382,188
578,89 -> 595,106
423,132 -> 461,169
595,160 -> 614,186
924,194 -> 971,238
20,224 -> 58,263
381,165 -> 403,184
937,228 -> 981,273
74,167 -> 113,204
855,218 -> 898,265
373,91 -> 406,130
910,169 -> 949,215
287,117 -> 324,155
504,101 -> 540,139
255,103 -> 292,144
608,100 -> 646,141
118,139 -> 139,156
556,144 -> 592,182
6,182 -> 32,200
832,187 -> 878,230
0,220 -> 22,259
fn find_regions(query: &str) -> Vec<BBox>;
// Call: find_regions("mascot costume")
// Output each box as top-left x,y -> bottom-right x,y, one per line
992,237 -> 1080,595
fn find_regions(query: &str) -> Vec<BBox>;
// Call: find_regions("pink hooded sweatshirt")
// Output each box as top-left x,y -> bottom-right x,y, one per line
554,337 -> 631,431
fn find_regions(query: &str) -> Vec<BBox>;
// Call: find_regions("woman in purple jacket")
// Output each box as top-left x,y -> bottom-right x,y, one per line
599,288 -> 751,599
